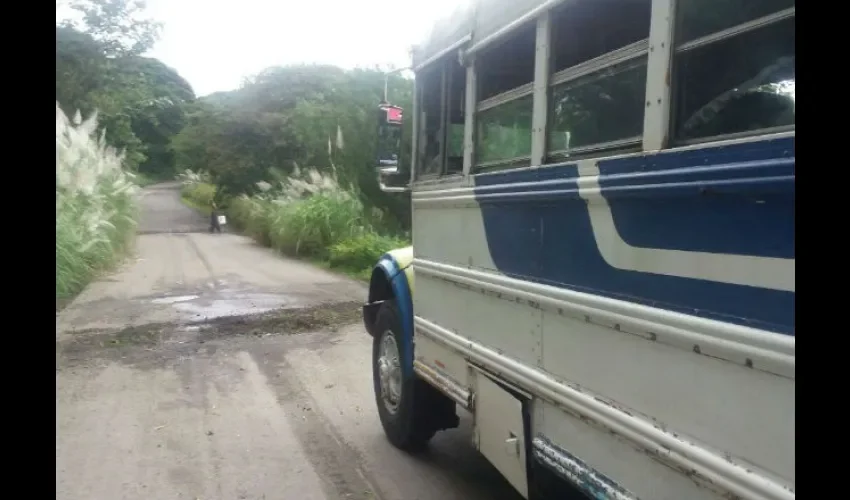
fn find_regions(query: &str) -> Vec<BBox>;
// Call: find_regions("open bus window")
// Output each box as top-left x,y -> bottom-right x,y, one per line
546,0 -> 650,160
419,64 -> 444,177
551,0 -> 650,74
673,3 -> 795,142
417,54 -> 467,178
446,55 -> 466,174
474,21 -> 535,170
476,22 -> 535,101
676,0 -> 795,45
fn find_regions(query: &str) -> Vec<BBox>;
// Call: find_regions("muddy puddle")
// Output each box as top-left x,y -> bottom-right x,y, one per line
65,300 -> 362,342
144,281 -> 317,323
57,300 -> 364,369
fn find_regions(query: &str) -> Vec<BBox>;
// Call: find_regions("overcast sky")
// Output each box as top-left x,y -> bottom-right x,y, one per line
133,0 -> 465,96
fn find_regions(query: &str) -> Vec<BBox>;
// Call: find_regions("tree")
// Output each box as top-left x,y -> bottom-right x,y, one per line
171,65 -> 415,230
62,0 -> 161,56
172,104 -> 301,197
56,0 -> 194,175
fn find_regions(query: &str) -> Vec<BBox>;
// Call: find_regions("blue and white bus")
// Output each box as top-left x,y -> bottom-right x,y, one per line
363,1 -> 794,499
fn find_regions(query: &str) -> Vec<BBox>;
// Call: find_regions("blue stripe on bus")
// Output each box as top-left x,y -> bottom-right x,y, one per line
599,136 -> 794,259
473,138 -> 795,335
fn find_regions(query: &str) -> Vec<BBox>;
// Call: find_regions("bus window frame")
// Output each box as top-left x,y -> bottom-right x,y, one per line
546,40 -> 649,162
668,5 -> 796,146
543,0 -> 653,164
414,53 -> 470,182
471,19 -> 537,174
415,60 -> 447,181
424,0 -> 795,181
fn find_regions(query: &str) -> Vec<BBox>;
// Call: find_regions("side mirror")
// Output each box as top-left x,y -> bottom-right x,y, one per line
376,103 -> 409,193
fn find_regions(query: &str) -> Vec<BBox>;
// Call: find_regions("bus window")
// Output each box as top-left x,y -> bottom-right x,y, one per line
547,0 -> 651,161
417,54 -> 467,178
673,1 -> 795,142
477,95 -> 533,166
676,0 -> 795,45
551,0 -> 651,74
474,21 -> 536,171
477,22 -> 535,101
446,55 -> 466,174
419,64 -> 444,177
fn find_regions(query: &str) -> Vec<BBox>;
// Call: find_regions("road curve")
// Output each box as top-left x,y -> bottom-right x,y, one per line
56,181 -> 523,500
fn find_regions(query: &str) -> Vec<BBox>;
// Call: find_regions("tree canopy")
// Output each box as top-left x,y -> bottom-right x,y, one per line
172,65 -> 414,229
56,0 -> 194,174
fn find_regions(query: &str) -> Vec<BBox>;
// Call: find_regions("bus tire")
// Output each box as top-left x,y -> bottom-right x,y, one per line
372,299 -> 436,452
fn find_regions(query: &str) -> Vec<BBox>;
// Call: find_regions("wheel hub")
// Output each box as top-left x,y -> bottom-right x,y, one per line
378,331 -> 402,414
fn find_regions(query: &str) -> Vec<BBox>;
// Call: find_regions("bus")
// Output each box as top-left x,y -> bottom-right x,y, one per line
364,0 -> 795,499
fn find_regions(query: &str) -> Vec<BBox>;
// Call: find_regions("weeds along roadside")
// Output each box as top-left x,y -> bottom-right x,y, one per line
178,168 -> 409,280
56,104 -> 140,306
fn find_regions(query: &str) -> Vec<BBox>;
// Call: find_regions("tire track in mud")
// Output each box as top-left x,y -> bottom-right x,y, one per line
256,348 -> 386,500
183,233 -> 217,284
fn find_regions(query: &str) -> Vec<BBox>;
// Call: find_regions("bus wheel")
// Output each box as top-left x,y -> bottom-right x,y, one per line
372,299 -> 436,451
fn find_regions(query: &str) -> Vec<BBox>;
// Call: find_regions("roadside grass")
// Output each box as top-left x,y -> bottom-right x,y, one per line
180,170 -> 409,280
56,104 -> 139,306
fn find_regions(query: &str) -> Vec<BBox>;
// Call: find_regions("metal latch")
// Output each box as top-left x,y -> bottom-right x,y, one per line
505,432 -> 520,457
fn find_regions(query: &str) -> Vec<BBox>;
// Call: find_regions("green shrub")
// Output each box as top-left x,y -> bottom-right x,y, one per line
268,192 -> 365,258
329,232 -> 409,277
228,195 -> 274,244
56,104 -> 138,302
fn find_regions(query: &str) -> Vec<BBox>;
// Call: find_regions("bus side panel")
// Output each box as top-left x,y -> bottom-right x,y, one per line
474,136 -> 795,335
538,310 -> 794,489
413,327 -> 470,393
416,270 -> 543,371
415,266 -> 795,497
411,199 -> 501,272
533,399 -> 722,500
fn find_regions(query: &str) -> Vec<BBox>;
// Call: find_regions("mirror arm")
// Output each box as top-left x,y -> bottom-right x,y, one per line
376,165 -> 410,193
379,180 -> 409,193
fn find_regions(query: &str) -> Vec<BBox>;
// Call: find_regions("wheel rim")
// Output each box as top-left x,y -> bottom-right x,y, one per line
377,330 -> 402,414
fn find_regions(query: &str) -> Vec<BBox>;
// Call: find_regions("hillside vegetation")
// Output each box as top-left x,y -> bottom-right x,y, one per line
175,62 -> 415,278
57,0 -> 180,304
57,0 -> 412,299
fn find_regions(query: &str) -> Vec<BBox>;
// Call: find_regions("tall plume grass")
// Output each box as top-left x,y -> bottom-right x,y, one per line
56,103 -> 139,303
176,168 -> 212,186
230,166 -> 366,257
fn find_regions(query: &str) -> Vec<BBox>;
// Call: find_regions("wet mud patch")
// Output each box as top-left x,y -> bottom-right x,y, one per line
195,300 -> 362,339
57,300 -> 363,369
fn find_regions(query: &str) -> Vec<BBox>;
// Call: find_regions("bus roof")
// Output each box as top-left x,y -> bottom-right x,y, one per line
412,0 -> 551,70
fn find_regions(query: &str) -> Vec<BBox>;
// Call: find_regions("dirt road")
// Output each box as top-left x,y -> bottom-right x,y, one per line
56,182 -> 522,500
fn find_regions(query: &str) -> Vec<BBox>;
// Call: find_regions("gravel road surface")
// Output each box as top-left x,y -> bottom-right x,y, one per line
56,181 -> 523,500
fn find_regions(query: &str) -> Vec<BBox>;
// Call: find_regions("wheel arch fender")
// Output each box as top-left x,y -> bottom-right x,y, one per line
363,249 -> 414,378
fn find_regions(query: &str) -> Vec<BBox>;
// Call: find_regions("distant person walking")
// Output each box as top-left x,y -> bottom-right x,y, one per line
210,200 -> 222,233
